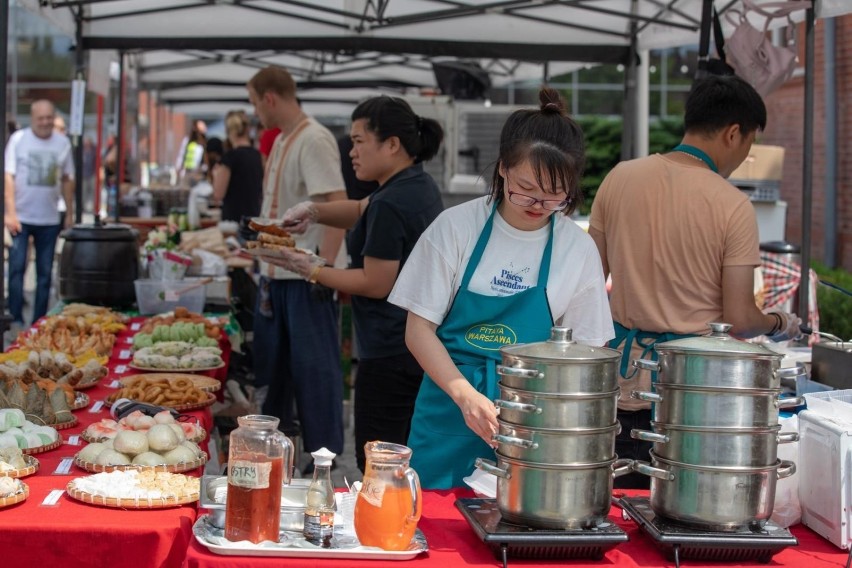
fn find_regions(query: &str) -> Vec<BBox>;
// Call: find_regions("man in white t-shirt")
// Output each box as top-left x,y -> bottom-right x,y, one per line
246,66 -> 347,468
4,100 -> 75,325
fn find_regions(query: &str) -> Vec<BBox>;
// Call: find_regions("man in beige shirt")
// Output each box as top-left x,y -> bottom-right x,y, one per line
246,66 -> 347,469
589,75 -> 802,488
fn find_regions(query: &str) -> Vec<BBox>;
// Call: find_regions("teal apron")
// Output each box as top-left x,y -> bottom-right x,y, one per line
608,322 -> 694,383
408,205 -> 555,489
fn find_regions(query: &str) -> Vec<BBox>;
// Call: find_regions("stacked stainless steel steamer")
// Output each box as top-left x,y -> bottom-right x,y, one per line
628,323 -> 803,531
476,327 -> 631,529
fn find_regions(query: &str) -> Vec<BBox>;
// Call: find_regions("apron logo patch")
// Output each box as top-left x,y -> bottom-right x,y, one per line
465,323 -> 518,350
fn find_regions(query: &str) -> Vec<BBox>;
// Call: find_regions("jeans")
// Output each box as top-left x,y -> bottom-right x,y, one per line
8,223 -> 62,324
614,408 -> 653,489
354,352 -> 424,472
253,278 -> 344,455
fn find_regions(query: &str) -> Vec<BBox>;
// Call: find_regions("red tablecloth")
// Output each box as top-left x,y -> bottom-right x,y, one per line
184,489 -> 852,568
0,316 -> 226,568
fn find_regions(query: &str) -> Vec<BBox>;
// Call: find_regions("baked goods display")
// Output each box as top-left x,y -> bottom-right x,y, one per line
245,219 -> 296,253
0,350 -> 108,387
75,424 -> 206,472
15,328 -> 116,358
0,410 -> 60,451
0,380 -> 75,427
105,374 -> 214,409
83,410 -> 205,444
0,447 -> 38,477
0,477 -> 27,507
66,469 -> 200,508
132,322 -> 219,349
137,307 -> 223,340
131,342 -> 223,371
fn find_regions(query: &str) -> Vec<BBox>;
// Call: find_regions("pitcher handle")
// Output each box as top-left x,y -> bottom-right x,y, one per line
403,467 -> 423,523
278,433 -> 294,485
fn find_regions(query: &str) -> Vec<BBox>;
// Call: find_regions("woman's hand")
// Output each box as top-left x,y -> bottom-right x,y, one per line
280,201 -> 318,234
452,382 -> 499,447
258,247 -> 324,280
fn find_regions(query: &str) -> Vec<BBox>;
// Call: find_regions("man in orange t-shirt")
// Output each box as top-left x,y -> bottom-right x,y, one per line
589,75 -> 802,488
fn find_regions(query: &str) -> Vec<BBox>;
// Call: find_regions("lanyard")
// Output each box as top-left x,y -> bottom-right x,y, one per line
672,144 -> 719,173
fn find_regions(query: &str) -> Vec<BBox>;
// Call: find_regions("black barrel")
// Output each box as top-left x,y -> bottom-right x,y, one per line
59,223 -> 140,307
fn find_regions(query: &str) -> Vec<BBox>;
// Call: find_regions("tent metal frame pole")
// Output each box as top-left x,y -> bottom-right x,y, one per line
114,50 -> 125,223
74,6 -> 85,224
798,5 -> 815,326
0,0 -> 11,346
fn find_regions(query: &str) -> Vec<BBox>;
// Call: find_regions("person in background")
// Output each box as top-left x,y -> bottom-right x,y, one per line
265,96 -> 445,472
212,110 -> 263,223
204,137 -> 224,182
246,65 -> 347,470
4,100 -> 75,326
588,75 -> 803,489
176,119 -> 207,184
257,126 -> 281,170
388,88 -> 614,489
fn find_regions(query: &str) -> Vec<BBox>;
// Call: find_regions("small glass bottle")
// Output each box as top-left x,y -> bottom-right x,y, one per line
303,447 -> 336,548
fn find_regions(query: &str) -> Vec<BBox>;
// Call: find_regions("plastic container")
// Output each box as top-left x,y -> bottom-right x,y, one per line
798,408 -> 852,549
134,278 -> 207,315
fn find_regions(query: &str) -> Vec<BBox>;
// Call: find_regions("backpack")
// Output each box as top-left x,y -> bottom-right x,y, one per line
725,0 -> 810,97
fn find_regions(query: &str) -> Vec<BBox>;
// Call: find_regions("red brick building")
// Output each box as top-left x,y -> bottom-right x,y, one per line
760,14 -> 852,270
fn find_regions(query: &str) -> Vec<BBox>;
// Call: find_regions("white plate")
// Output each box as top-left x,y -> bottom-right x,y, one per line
241,247 -> 319,261
193,514 -> 428,560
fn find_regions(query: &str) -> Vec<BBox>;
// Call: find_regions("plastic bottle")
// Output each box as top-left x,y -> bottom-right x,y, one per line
303,447 -> 336,548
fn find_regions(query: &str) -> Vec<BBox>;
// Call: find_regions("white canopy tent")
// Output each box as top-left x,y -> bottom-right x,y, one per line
3,0 -> 852,331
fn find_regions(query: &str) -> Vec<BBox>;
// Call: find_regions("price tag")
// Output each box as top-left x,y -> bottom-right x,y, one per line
115,364 -> 128,374
131,322 -> 141,331
119,350 -> 131,360
67,435 -> 81,446
41,489 -> 65,507
109,380 -> 122,389
54,458 -> 74,475
125,336 -> 134,344
89,400 -> 105,413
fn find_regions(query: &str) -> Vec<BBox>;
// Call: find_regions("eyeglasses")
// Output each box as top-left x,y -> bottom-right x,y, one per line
506,189 -> 570,211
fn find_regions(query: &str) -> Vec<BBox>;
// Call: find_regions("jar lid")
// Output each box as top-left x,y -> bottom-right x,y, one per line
654,323 -> 783,358
499,327 -> 621,362
310,447 -> 336,467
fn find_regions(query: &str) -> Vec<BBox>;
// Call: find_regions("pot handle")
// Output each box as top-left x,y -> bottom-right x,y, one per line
776,432 -> 799,444
775,366 -> 807,380
611,458 -> 634,478
475,458 -> 510,479
494,399 -> 542,414
776,396 -> 805,409
492,434 -> 538,449
496,365 -> 543,379
631,460 -> 675,481
630,429 -> 669,443
633,359 -> 660,372
631,390 -> 663,403
777,460 -> 796,479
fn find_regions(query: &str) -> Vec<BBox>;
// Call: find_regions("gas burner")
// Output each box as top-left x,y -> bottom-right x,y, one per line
456,498 -> 628,568
618,496 -> 798,568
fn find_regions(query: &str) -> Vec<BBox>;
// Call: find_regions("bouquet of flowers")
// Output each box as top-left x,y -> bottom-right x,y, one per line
144,226 -> 192,281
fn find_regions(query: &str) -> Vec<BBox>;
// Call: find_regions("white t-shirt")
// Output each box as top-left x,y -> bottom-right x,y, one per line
5,128 -> 74,225
261,118 -> 344,280
388,196 -> 615,346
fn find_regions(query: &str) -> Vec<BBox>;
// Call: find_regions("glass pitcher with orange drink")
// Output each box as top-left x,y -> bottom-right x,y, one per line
354,441 -> 422,550
225,415 -> 294,543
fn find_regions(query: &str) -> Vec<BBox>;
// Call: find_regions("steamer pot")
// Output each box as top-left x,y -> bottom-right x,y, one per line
632,451 -> 796,531
631,422 -> 798,467
498,327 -> 620,394
493,420 -> 620,465
496,384 -> 619,429
476,455 -> 632,530
631,384 -> 803,428
632,323 -> 784,390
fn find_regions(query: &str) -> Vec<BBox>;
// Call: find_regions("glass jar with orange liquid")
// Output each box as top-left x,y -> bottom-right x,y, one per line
225,415 -> 294,543
354,441 -> 422,551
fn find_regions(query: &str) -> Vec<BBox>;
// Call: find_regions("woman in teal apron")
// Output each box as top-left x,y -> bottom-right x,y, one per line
389,88 -> 614,489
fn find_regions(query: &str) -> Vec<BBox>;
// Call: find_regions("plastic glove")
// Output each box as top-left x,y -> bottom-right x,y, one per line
257,246 -> 325,280
280,201 -> 318,234
765,308 -> 804,342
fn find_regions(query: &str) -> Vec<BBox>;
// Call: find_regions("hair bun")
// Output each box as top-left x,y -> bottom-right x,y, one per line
543,102 -> 560,112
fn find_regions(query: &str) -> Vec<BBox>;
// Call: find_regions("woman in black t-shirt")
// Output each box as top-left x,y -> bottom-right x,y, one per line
212,110 -> 263,222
